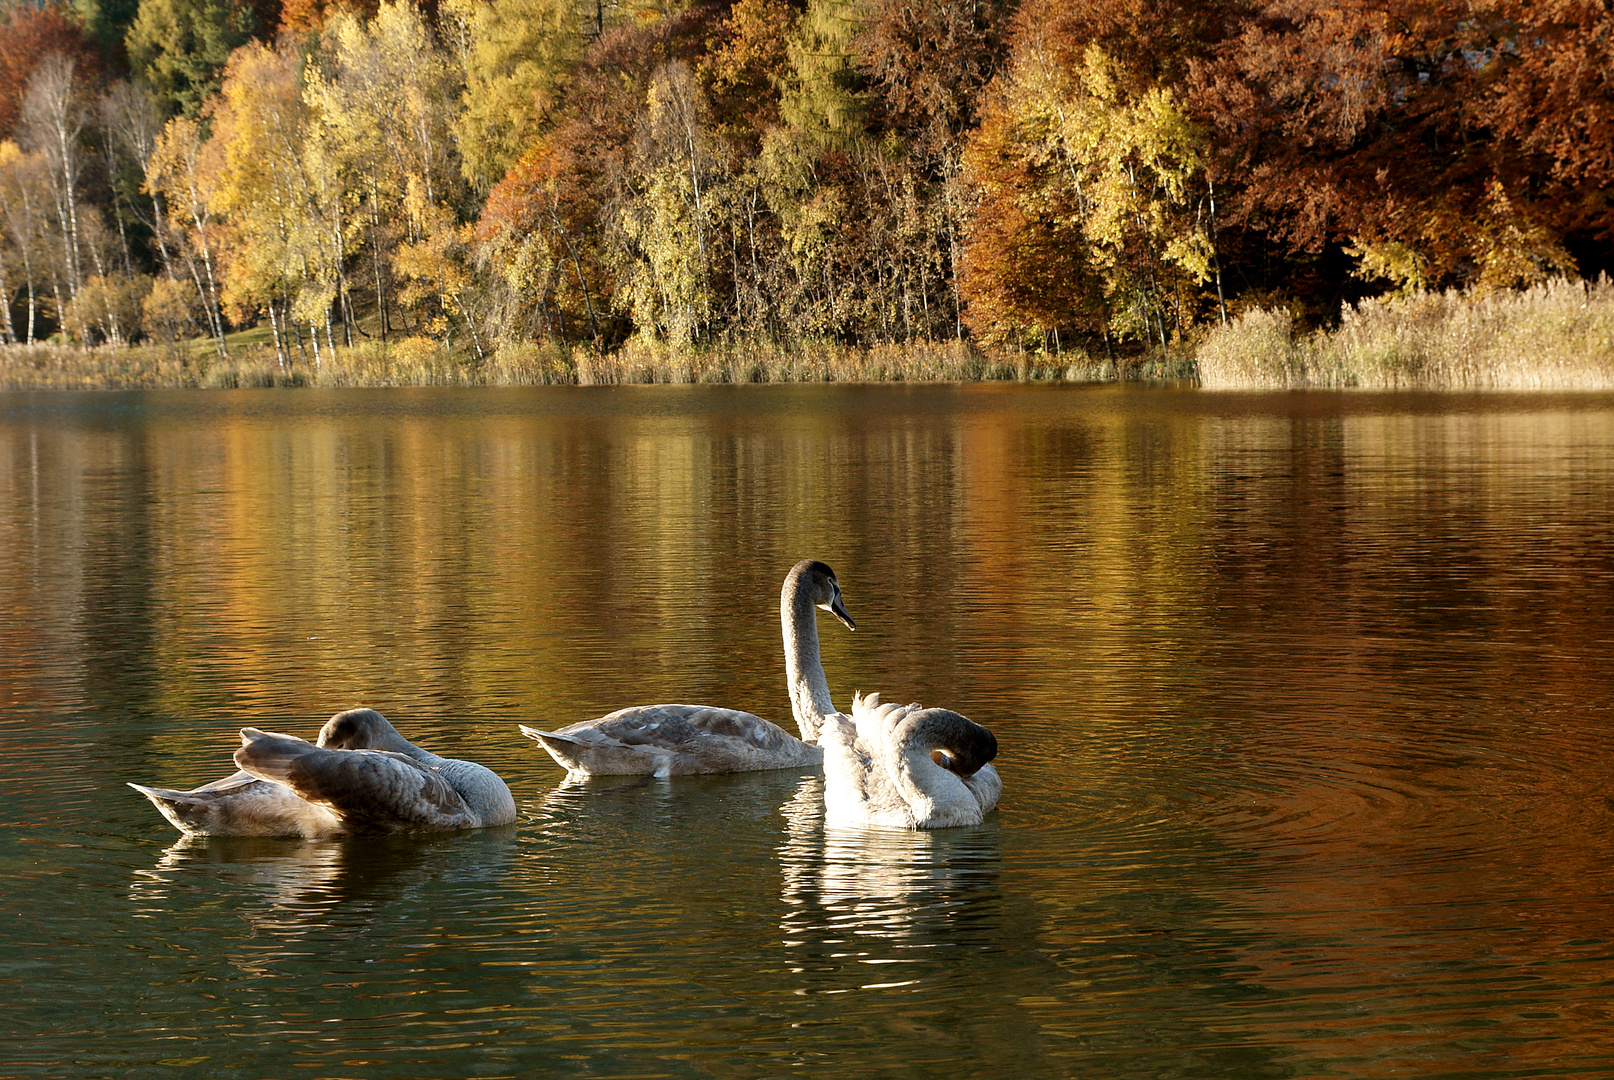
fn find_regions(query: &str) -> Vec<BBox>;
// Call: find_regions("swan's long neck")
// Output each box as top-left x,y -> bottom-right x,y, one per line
783,587 -> 836,744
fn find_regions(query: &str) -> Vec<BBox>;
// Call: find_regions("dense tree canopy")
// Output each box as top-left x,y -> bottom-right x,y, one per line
0,0 -> 1609,357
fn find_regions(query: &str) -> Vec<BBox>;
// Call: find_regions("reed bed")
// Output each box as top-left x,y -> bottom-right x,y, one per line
1197,277 -> 1614,391
575,338 -> 1127,384
0,335 -> 1151,390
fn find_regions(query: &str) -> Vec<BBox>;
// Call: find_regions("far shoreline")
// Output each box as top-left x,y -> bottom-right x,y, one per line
5,278 -> 1613,394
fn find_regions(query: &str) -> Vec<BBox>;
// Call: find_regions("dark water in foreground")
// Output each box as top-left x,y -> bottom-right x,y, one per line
2,383 -> 1613,1079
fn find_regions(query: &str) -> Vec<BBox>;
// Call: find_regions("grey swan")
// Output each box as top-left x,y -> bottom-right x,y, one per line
820,692 -> 1002,829
520,559 -> 855,777
129,708 -> 517,838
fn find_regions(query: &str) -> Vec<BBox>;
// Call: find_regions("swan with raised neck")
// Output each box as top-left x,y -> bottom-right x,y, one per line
782,558 -> 856,745
521,559 -> 855,777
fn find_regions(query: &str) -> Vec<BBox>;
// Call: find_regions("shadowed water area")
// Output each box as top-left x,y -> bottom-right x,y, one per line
2,383 -> 1612,1079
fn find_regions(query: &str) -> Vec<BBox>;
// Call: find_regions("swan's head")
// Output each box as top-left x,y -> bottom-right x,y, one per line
791,558 -> 855,631
915,708 -> 998,777
317,708 -> 410,752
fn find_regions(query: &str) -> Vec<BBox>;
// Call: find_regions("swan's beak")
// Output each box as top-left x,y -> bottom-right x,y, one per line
828,593 -> 855,631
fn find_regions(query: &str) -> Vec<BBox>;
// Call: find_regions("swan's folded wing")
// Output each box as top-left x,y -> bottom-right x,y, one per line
963,762 -> 1002,815
592,704 -> 803,751
234,728 -> 479,833
819,709 -> 885,818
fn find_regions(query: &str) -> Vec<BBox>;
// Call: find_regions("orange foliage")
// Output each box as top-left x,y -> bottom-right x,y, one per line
278,0 -> 380,34
958,101 -> 1104,346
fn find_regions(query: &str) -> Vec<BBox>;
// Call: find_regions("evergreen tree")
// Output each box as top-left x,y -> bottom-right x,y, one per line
125,0 -> 256,116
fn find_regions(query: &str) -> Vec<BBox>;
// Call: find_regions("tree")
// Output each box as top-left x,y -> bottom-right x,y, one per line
103,79 -> 177,280
0,2 -> 98,140
961,20 -> 1220,350
73,0 -> 144,62
443,0 -> 585,191
125,0 -> 257,117
852,0 -> 1011,338
146,114 -> 230,356
0,141 -> 51,341
611,60 -> 724,345
1185,0 -> 1595,299
305,1 -> 468,339
19,55 -> 91,316
474,8 -> 723,347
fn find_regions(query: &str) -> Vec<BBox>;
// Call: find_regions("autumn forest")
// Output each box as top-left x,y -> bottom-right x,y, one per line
0,0 -> 1609,374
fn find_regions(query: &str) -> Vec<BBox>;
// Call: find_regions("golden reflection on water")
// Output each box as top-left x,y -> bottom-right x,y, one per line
3,386 -> 1614,1077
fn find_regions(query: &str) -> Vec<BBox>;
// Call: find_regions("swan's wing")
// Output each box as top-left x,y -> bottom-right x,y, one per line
233,728 -> 479,833
188,769 -> 260,793
963,763 -> 1002,815
523,704 -> 820,777
582,704 -> 797,747
819,706 -> 896,823
127,773 -> 345,838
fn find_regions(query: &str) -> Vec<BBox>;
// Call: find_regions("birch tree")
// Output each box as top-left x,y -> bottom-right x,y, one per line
146,115 -> 229,358
0,142 -> 50,342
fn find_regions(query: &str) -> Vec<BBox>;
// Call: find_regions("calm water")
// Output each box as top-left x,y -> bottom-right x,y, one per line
2,383 -> 1613,1079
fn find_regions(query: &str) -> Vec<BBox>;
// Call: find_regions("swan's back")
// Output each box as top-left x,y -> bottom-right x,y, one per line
523,704 -> 824,778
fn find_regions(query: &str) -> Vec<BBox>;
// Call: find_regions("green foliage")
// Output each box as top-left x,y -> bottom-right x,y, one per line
73,0 -> 143,59
125,0 -> 256,116
443,0 -> 584,190
777,0 -> 865,152
611,62 -> 721,345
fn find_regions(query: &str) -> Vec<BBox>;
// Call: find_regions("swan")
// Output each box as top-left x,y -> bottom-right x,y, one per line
129,708 -> 517,838
520,559 -> 855,777
820,692 -> 1001,829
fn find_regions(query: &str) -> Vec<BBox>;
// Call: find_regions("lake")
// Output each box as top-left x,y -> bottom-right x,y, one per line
2,383 -> 1613,1079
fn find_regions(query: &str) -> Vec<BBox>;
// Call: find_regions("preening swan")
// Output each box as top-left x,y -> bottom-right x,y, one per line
129,708 -> 517,838
521,560 -> 855,777
821,692 -> 1001,829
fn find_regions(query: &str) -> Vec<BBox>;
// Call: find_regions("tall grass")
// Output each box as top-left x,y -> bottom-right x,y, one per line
1197,277 -> 1614,390
0,334 -> 1166,390
574,337 -> 1135,383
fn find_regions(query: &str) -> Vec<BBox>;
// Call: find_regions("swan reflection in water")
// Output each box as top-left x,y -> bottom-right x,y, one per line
130,825 -> 518,940
777,775 -> 1003,992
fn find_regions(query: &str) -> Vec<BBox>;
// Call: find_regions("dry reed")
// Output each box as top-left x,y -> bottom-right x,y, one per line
1197,277 -> 1614,391
0,334 -> 1148,390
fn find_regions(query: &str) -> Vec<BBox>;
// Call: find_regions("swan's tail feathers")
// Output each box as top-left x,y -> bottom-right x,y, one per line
129,771 -> 347,838
518,724 -> 578,761
520,725 -> 600,776
518,724 -> 670,778
128,781 -> 223,835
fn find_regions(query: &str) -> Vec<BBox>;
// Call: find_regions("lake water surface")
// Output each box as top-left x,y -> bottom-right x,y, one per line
2,383 -> 1613,1079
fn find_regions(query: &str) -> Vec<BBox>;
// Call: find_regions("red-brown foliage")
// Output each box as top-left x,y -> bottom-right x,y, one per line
1186,0 -> 1614,284
0,2 -> 101,139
